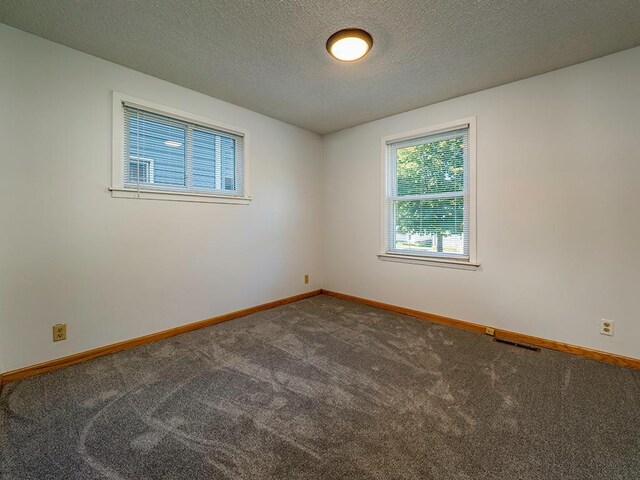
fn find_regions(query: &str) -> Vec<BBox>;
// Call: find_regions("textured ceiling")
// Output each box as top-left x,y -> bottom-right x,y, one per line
1,1 -> 640,134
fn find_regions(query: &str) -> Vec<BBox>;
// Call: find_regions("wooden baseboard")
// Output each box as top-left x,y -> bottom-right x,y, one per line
0,290 -> 322,386
321,289 -> 640,370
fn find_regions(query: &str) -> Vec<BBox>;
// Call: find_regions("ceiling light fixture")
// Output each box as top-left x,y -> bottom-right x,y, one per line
326,29 -> 373,62
164,140 -> 183,148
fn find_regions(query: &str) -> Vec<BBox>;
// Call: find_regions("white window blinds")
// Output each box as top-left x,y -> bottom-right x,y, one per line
123,105 -> 244,196
386,126 -> 470,259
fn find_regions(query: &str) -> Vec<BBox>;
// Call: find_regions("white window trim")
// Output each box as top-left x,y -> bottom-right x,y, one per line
110,92 -> 251,204
379,117 -> 479,268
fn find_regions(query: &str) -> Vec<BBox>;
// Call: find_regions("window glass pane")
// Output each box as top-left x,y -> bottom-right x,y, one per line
191,130 -> 236,191
393,197 -> 465,256
396,134 -> 465,196
128,114 -> 186,187
220,137 -> 236,191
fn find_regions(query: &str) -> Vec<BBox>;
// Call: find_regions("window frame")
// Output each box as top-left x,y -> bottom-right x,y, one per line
110,92 -> 251,204
379,117 -> 479,269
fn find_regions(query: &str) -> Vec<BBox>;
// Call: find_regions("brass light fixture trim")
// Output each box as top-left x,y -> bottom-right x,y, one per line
326,29 -> 373,62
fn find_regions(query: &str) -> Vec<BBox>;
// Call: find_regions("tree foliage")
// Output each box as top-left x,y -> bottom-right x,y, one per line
395,137 -> 465,240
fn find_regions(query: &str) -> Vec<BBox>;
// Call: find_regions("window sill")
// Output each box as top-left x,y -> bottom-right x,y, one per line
109,187 -> 251,205
377,253 -> 480,270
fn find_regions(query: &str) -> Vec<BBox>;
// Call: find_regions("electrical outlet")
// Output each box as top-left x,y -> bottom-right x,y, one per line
53,323 -> 67,342
485,327 -> 495,336
304,274 -> 309,284
600,319 -> 614,336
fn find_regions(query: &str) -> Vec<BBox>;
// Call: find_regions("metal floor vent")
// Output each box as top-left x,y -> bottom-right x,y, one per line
493,337 -> 541,352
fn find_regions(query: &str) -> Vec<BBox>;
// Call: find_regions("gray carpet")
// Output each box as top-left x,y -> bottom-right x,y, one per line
1,294 -> 639,479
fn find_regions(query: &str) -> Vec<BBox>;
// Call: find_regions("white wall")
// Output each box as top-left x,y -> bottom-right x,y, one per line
0,25 -> 323,372
323,47 -> 640,359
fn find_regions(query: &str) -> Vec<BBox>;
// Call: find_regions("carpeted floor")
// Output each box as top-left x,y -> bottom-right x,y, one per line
1,294 -> 639,479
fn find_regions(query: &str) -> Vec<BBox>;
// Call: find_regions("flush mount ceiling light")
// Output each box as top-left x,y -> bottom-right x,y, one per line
164,140 -> 183,148
326,29 -> 373,62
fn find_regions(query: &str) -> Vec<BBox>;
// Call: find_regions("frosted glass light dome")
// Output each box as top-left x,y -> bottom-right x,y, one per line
326,29 -> 373,62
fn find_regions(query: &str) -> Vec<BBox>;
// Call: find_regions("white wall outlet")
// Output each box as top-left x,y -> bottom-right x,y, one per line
600,319 -> 614,336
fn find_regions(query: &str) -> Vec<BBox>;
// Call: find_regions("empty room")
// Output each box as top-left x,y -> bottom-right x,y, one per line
0,1 -> 639,478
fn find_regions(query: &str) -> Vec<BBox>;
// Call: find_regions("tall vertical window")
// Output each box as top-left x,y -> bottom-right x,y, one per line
383,119 -> 476,265
111,93 -> 248,204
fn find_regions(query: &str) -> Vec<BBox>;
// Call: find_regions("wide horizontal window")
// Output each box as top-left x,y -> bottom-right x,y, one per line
111,94 -> 248,204
384,120 -> 476,264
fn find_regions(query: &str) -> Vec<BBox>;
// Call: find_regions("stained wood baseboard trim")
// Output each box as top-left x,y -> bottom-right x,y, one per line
321,289 -> 640,370
0,290 -> 322,386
